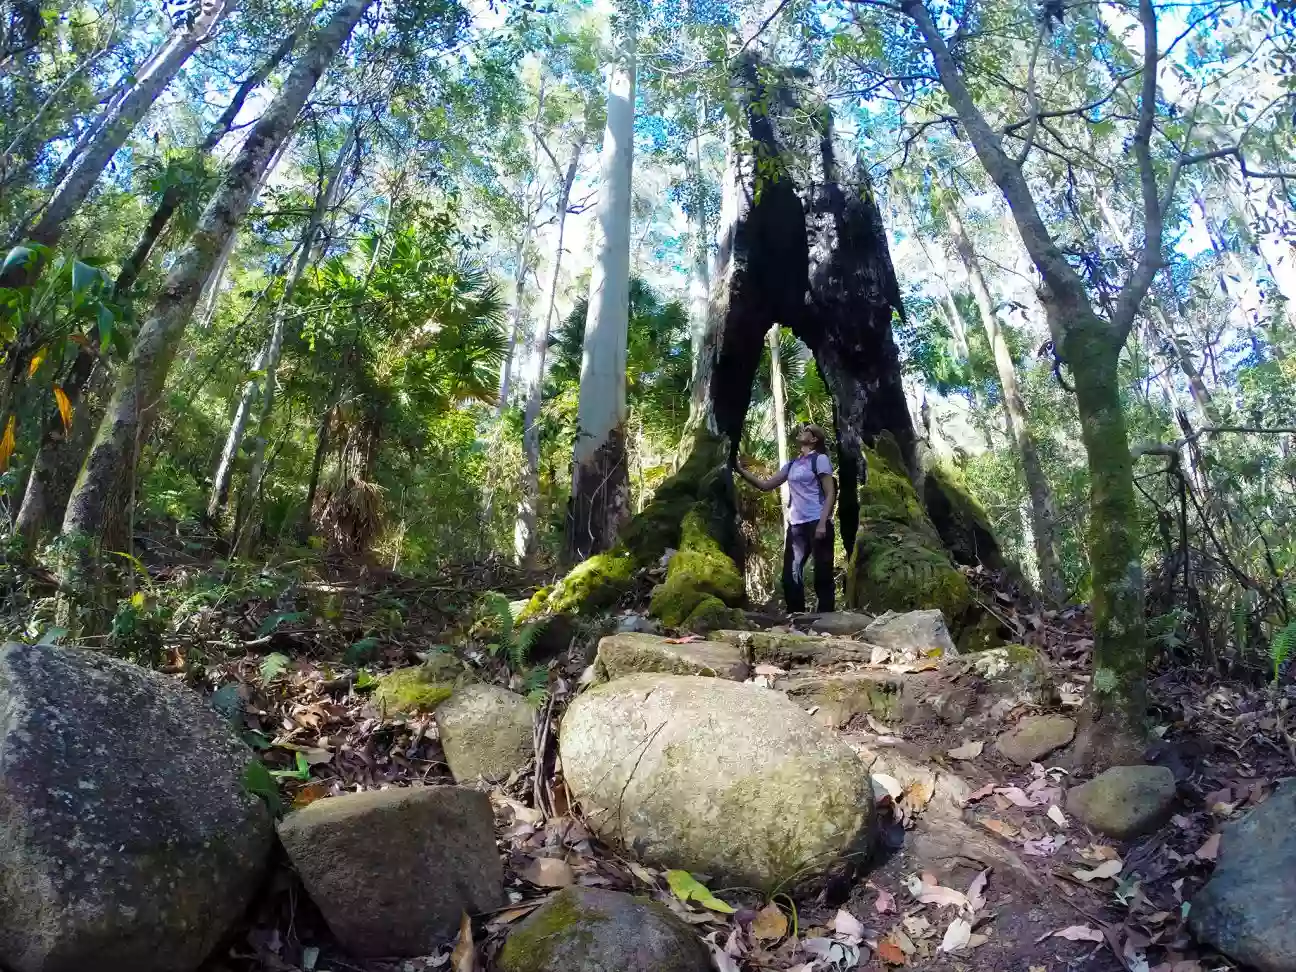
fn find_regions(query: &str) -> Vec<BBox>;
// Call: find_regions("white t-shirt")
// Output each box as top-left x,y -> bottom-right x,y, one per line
782,453 -> 833,525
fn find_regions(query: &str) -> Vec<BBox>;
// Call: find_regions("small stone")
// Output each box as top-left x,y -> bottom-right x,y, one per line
0,642 -> 272,972
803,611 -> 875,636
862,609 -> 958,660
560,673 -> 872,891
434,684 -> 534,783
616,614 -> 660,635
996,714 -> 1076,765
780,671 -> 967,728
497,887 -> 711,972
708,629 -> 872,667
968,645 -> 1058,706
1067,765 -> 1176,838
1190,783 -> 1296,972
596,632 -> 750,681
278,786 -> 505,957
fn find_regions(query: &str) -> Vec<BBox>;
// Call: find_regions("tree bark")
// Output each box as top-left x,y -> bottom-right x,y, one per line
567,43 -> 635,560
58,0 -> 377,615
945,204 -> 1065,603
767,325 -> 790,518
5,0 -> 233,280
516,135 -> 584,563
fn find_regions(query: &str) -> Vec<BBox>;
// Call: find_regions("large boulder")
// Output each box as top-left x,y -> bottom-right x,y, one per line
595,632 -> 750,681
1190,784 -> 1296,972
497,887 -> 711,972
560,673 -> 872,890
862,609 -> 958,660
434,684 -> 534,783
0,643 -> 273,972
278,786 -> 505,957
1067,765 -> 1176,838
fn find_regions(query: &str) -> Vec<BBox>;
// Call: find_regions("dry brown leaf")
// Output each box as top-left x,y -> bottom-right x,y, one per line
1047,804 -> 1069,828
1194,832 -> 1221,861
1081,843 -> 1121,861
877,941 -> 907,965
873,773 -> 904,800
753,663 -> 787,676
904,779 -> 935,809
918,885 -> 969,909
834,909 -> 865,940
874,887 -> 896,914
981,818 -> 1020,838
965,781 -> 997,804
966,869 -> 989,912
1050,925 -> 1106,943
947,740 -> 984,760
889,927 -> 917,954
752,903 -> 788,941
903,914 -> 932,939
451,911 -> 476,972
940,917 -> 973,953
521,857 -> 575,888
1072,859 -> 1123,882
996,786 -> 1038,808
627,861 -> 657,885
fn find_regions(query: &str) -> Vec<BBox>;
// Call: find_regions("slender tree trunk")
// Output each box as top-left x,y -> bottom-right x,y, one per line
57,0 -> 377,618
4,0 -> 233,282
207,344 -> 266,519
767,324 -> 791,518
516,136 -> 583,563
233,119 -> 359,553
945,204 -> 1064,603
687,108 -> 713,425
497,233 -> 530,411
567,42 -> 635,560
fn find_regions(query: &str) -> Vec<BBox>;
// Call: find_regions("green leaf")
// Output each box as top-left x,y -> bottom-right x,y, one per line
2,246 -> 34,272
71,260 -> 99,295
36,627 -> 68,645
665,869 -> 736,913
97,304 -> 115,353
345,636 -> 380,664
257,611 -> 306,636
242,759 -> 283,816
260,652 -> 290,683
211,683 -> 243,723
270,751 -> 311,780
354,668 -> 378,690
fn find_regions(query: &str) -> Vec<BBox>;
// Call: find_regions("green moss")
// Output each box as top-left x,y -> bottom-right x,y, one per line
681,596 -> 746,634
859,436 -> 930,530
546,551 -> 636,616
516,587 -> 551,623
955,612 -> 1005,653
650,505 -> 745,627
924,463 -> 1005,571
371,666 -> 456,716
497,887 -> 604,972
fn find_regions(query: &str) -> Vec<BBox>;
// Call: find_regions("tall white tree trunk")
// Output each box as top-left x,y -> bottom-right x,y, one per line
516,135 -> 584,563
58,0 -> 377,607
12,0 -> 232,264
945,204 -> 1065,604
567,41 -> 635,559
767,325 -> 790,519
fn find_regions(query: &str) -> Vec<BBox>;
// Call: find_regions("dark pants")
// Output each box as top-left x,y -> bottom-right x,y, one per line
783,520 -> 835,613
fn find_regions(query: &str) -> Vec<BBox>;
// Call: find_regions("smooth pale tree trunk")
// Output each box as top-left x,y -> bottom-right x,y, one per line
4,0 -> 232,283
905,0 -> 1148,762
567,43 -> 636,560
945,204 -> 1065,604
497,233 -> 531,412
687,112 -> 713,425
232,119 -> 359,553
516,136 -> 584,563
58,0 -> 377,617
767,325 -> 790,518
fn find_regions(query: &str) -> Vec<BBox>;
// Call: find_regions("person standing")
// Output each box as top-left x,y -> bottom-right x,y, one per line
734,424 -> 837,613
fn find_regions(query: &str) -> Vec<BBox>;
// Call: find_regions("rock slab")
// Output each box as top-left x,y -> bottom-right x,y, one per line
0,642 -> 273,972
1067,765 -> 1176,838
560,673 -> 872,890
996,714 -> 1076,765
434,683 -> 534,783
596,632 -> 750,681
278,786 -> 505,957
496,887 -> 711,972
862,609 -> 958,660
802,611 -> 875,636
1190,783 -> 1296,972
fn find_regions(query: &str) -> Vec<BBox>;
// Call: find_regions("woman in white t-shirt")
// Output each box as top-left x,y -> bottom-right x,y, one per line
734,424 -> 837,613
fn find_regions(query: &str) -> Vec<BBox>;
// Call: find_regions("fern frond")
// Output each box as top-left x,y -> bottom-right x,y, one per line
511,618 -> 549,670
1270,620 -> 1296,684
478,591 -> 514,646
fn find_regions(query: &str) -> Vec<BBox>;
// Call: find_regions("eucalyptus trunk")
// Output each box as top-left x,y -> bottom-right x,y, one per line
567,43 -> 635,560
58,0 -> 377,618
516,136 -> 583,563
767,325 -> 790,518
945,205 -> 1064,603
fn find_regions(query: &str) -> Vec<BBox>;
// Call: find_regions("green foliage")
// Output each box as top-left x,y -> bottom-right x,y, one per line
666,869 -> 736,914
1270,622 -> 1295,685
243,759 -> 284,817
259,652 -> 291,684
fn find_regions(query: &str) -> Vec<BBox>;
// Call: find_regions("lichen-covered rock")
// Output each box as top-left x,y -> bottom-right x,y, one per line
801,611 -> 874,636
862,609 -> 958,660
708,629 -> 873,667
372,661 -> 468,716
546,551 -> 636,616
0,642 -> 272,972
681,595 -> 746,633
278,787 -> 505,958
434,684 -> 534,783
1190,783 -> 1296,972
996,714 -> 1076,765
595,633 -> 750,681
967,645 -> 1058,706
560,673 -> 872,890
1067,765 -> 1176,838
846,437 -> 973,624
497,887 -> 711,972
649,506 -> 745,627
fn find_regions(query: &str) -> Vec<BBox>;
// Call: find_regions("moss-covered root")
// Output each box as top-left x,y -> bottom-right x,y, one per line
650,505 -> 745,627
544,551 -> 636,617
923,462 -> 1004,571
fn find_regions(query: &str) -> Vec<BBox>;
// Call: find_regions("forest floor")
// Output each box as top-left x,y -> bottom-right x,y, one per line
9,521 -> 1293,972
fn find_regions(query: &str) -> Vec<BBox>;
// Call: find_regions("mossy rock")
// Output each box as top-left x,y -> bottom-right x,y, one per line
923,463 -> 1004,570
497,887 -> 710,972
595,632 -> 750,681
858,435 -> 931,531
956,611 -> 1006,654
681,596 -> 746,634
847,519 -> 972,621
545,551 -> 636,617
649,505 -> 744,627
372,664 -> 467,716
709,630 -> 872,667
